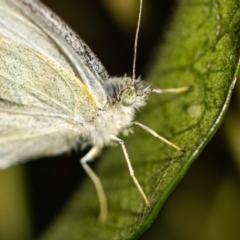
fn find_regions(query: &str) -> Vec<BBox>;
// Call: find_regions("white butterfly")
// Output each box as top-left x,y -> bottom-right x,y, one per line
0,0 -> 188,221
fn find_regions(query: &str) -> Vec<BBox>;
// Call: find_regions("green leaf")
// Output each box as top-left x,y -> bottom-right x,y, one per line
40,0 -> 240,239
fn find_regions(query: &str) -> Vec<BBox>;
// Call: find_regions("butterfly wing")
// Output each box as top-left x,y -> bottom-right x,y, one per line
0,0 -> 103,168
10,0 -> 110,104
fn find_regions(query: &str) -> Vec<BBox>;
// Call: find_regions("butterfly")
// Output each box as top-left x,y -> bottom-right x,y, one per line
0,0 -> 189,221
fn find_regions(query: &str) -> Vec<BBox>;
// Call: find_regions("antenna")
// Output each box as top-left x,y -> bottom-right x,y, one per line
132,0 -> 143,81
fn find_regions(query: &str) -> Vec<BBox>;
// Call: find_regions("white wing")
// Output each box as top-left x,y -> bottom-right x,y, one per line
7,0 -> 109,105
0,0 -> 104,168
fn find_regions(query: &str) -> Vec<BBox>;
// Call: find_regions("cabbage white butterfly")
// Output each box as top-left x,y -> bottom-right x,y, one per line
0,0 -> 189,221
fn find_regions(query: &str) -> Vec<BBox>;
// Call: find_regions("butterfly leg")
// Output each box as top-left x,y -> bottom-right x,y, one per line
80,145 -> 107,222
126,121 -> 186,152
152,85 -> 193,94
111,136 -> 151,210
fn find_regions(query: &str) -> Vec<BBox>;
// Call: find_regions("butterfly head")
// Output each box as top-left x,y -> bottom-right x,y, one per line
107,76 -> 151,110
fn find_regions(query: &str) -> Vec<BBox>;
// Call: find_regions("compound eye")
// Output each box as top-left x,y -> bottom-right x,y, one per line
121,88 -> 137,106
